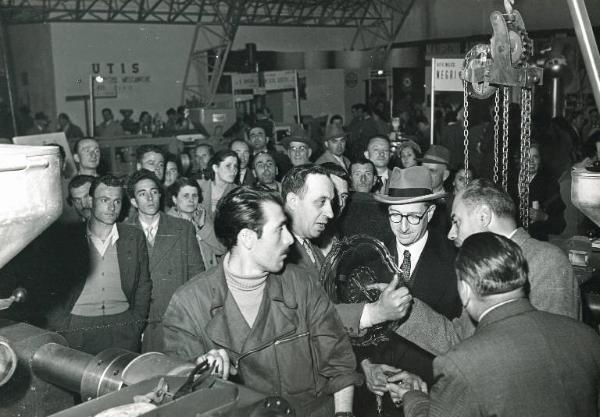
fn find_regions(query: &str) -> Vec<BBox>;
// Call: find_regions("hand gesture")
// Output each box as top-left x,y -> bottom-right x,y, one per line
196,348 -> 237,380
386,371 -> 428,404
361,360 -> 402,396
367,274 -> 413,324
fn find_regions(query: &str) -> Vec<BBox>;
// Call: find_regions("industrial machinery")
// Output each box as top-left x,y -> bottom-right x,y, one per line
460,0 -> 543,227
0,143 -> 293,417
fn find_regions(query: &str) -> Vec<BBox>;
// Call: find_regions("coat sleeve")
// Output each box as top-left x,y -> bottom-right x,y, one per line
527,243 -> 579,320
306,279 -> 363,394
131,232 -> 152,330
162,289 -> 209,362
396,299 -> 475,356
184,220 -> 204,278
403,355 -> 480,417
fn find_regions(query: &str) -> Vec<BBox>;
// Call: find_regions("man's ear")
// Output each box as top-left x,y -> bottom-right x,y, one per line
457,279 -> 472,308
443,168 -> 450,182
426,204 -> 436,221
307,148 -> 312,158
285,192 -> 299,211
136,162 -> 142,171
238,228 -> 257,250
364,150 -> 369,159
476,204 -> 493,228
74,153 -> 81,164
130,198 -> 139,210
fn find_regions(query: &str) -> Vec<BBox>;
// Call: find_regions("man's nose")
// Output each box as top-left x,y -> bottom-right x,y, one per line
400,216 -> 410,232
323,201 -> 334,219
448,224 -> 457,241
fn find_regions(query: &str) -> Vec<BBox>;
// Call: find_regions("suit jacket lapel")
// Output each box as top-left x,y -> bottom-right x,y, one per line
116,224 -> 133,295
149,215 -> 178,271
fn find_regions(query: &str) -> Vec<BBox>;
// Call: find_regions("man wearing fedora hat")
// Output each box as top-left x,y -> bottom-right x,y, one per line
281,131 -> 316,167
359,166 -> 461,413
316,125 -> 351,171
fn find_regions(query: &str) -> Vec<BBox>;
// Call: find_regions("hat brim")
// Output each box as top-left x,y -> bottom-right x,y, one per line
372,190 -> 447,205
281,136 -> 316,149
420,157 -> 449,165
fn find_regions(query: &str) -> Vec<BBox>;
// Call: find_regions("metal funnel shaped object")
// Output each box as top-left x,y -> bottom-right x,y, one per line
0,144 -> 63,270
572,167 -> 600,229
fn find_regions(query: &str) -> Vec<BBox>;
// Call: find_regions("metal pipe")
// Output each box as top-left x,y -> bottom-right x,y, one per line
0,20 -> 18,136
566,0 -> 600,112
32,343 -> 93,393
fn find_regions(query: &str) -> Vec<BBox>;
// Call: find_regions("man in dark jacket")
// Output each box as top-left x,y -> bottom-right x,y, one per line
47,175 -> 152,354
163,186 -> 362,417
389,233 -> 600,417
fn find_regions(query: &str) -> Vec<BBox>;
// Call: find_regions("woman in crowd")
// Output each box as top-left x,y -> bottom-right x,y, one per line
197,149 -> 238,220
396,140 -> 421,168
167,177 -> 226,269
163,153 -> 180,187
527,142 -> 566,241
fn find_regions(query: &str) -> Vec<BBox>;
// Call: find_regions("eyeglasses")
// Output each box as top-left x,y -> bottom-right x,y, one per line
388,208 -> 430,225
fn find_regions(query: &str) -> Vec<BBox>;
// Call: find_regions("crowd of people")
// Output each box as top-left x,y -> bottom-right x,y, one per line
2,99 -> 600,417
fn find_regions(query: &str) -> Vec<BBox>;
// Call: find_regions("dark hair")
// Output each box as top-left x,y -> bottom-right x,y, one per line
320,162 -> 349,183
229,138 -> 249,150
136,144 -> 164,163
73,137 -> 98,154
58,112 -> 69,122
351,157 -> 376,173
366,135 -> 390,149
127,169 -> 162,199
166,108 -> 177,116
138,111 -> 151,123
214,185 -> 284,250
164,152 -> 181,172
281,164 -> 329,200
207,149 -> 238,181
330,114 -> 343,124
67,174 -> 95,205
455,232 -> 528,296
251,150 -> 276,170
460,178 -> 515,220
89,174 -> 123,198
167,177 -> 202,208
101,108 -> 112,115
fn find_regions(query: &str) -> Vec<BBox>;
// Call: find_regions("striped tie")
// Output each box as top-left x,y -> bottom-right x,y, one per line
400,249 -> 411,283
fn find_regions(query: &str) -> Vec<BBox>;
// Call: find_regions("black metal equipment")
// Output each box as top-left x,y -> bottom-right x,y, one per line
460,0 -> 543,228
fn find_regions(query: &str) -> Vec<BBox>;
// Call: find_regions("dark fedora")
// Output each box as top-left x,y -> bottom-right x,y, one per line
373,166 -> 447,204
281,130 -> 316,150
420,144 -> 450,166
323,124 -> 348,142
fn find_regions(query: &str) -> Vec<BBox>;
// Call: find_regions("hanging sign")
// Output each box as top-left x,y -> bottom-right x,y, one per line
433,58 -> 464,92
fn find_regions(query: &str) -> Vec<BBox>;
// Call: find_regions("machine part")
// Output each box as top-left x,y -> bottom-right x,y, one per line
0,144 -> 63,269
0,336 -> 17,386
518,89 -> 533,229
121,351 -> 195,386
571,168 -> 600,229
462,81 -> 470,183
33,343 -> 197,402
320,235 -> 402,348
463,44 -> 497,99
0,321 -> 75,416
32,342 -> 93,393
502,87 -> 510,191
93,402 -> 157,417
566,0 -> 600,117
493,89 -> 501,183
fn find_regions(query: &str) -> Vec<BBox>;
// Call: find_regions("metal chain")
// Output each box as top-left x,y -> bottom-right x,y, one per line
518,88 -> 532,229
52,318 -> 151,334
493,89 -> 501,184
502,86 -> 510,191
462,80 -> 470,184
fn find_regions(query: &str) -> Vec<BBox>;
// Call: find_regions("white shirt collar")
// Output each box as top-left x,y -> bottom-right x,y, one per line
139,214 -> 160,233
478,298 -> 522,322
87,223 -> 119,256
396,231 -> 429,277
507,229 -> 518,239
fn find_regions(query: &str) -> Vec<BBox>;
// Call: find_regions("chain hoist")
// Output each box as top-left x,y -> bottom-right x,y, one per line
460,1 -> 542,227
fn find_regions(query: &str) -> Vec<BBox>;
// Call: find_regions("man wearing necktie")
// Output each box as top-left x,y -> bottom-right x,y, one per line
357,165 -> 461,416
282,165 -> 411,347
126,169 -> 203,352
